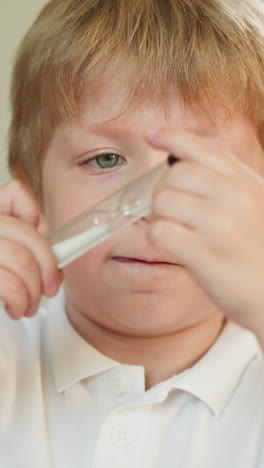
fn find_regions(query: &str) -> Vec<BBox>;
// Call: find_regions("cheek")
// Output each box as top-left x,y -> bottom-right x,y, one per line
63,244 -> 110,289
42,157 -> 97,232
63,257 -> 99,299
43,182 -> 98,233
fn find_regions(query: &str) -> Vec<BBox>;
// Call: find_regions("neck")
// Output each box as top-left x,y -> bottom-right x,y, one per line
67,305 -> 224,390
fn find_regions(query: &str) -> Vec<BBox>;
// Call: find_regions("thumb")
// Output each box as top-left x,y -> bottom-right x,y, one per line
0,179 -> 41,227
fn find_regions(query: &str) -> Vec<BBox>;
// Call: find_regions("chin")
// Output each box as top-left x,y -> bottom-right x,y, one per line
103,298 -> 187,336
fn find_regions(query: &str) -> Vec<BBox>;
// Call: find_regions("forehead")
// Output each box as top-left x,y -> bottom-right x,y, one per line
76,79 -> 223,135
52,69 -> 258,151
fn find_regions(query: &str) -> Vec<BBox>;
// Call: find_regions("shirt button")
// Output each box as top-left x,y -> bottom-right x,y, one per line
110,376 -> 127,396
109,427 -> 134,447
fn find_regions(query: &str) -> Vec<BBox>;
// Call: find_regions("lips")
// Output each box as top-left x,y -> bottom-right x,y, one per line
113,256 -> 181,266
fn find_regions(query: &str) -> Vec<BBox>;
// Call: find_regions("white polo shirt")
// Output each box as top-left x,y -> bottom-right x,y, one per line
0,289 -> 264,468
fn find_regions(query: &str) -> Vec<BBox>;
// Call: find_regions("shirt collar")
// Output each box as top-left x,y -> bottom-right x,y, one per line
170,320 -> 261,417
45,289 -> 261,416
45,289 -> 120,393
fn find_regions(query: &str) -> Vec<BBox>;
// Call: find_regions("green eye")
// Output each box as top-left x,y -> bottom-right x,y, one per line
96,153 -> 120,168
79,152 -> 126,171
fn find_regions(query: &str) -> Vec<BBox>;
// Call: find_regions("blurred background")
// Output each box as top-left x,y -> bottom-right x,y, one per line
0,1 -> 48,186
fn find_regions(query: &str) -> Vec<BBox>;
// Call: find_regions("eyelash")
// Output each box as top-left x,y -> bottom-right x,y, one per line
78,152 -> 126,172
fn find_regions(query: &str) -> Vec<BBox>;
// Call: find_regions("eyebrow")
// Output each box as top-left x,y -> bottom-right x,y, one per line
83,109 -> 222,139
86,121 -> 137,139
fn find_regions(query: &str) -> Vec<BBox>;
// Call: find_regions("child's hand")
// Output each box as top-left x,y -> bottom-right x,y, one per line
146,129 -> 264,343
0,180 -> 63,320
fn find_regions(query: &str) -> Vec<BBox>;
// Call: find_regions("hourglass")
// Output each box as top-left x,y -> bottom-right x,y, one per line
49,156 -> 176,268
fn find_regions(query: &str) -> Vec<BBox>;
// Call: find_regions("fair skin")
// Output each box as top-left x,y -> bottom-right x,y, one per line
1,81 -> 264,388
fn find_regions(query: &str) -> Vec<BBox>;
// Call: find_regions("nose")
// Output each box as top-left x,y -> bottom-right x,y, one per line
134,153 -> 179,225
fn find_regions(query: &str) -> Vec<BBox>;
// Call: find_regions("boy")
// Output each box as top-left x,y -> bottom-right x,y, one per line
1,0 -> 264,466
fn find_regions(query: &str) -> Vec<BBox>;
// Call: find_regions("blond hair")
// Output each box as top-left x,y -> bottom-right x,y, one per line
8,0 -> 264,198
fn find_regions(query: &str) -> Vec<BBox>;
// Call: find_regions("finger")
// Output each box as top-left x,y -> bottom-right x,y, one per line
145,129 -> 237,174
37,213 -> 48,236
158,159 -> 263,230
152,185 -> 241,249
149,218 -> 208,269
0,217 -> 60,296
0,180 -> 40,226
153,186 -> 224,235
0,238 -> 42,310
0,267 -> 30,320
160,160 -> 233,201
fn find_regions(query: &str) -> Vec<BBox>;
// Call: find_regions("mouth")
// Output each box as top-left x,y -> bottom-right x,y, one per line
112,256 -> 181,266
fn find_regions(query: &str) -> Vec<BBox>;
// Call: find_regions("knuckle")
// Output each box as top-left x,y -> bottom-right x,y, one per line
6,274 -> 25,298
8,179 -> 25,196
0,270 -> 29,318
6,179 -> 19,191
17,249 -> 35,272
21,221 -> 39,238
13,179 -> 24,191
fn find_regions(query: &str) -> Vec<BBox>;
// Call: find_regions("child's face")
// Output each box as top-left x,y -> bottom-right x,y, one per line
42,79 -> 264,337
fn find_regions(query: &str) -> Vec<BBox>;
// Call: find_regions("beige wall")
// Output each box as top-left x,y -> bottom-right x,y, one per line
0,1 -> 48,186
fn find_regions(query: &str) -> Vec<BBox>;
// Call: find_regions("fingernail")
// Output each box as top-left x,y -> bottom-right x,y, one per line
168,154 -> 180,166
45,283 -> 59,297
